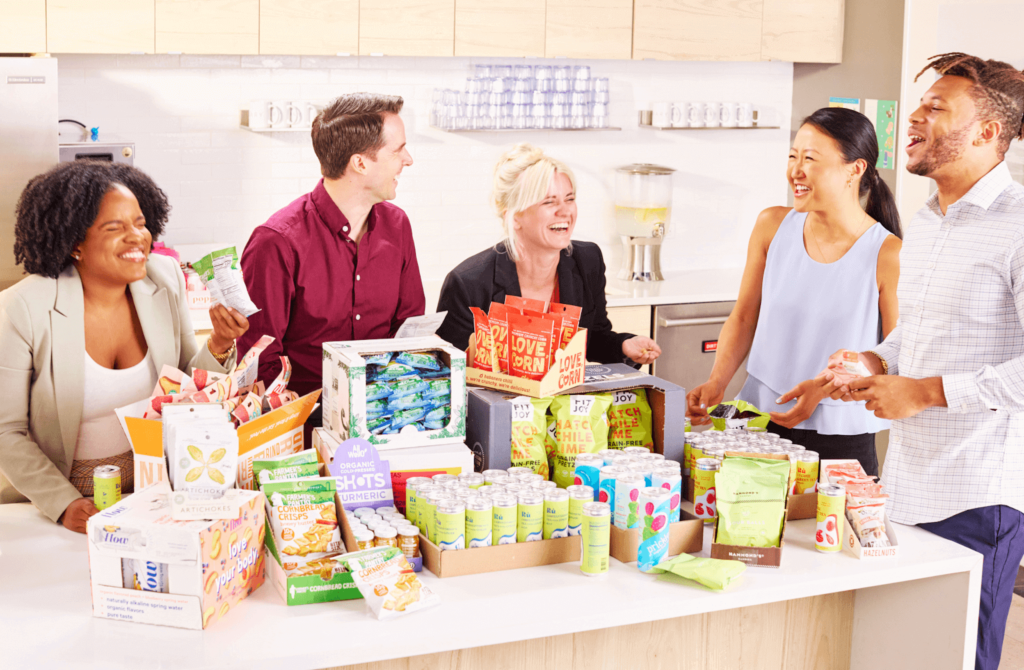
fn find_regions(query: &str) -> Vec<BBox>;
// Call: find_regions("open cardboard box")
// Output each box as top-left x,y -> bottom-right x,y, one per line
466,328 -> 588,398
609,509 -> 703,564
820,459 -> 899,559
336,493 -> 423,572
321,336 -> 466,450
264,518 -> 363,605
419,531 -> 581,578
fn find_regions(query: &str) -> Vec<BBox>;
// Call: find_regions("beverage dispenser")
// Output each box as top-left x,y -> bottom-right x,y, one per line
614,164 -> 675,281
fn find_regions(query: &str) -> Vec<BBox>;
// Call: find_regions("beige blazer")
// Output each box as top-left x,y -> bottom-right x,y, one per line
0,255 -> 237,522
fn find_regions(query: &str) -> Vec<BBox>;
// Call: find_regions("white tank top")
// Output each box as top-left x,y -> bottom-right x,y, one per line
739,209 -> 891,435
74,350 -> 158,460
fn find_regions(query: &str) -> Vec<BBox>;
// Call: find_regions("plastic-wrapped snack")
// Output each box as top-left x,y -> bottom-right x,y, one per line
715,457 -> 789,548
376,362 -> 419,381
488,303 -> 512,374
365,381 -> 392,401
192,246 -> 260,317
509,396 -> 554,478
470,307 -> 495,371
548,302 -> 582,349
507,313 -> 557,381
505,295 -> 546,313
425,405 -> 449,424
427,394 -> 450,410
338,547 -> 440,620
387,393 -> 432,412
420,367 -> 451,380
708,403 -> 738,420
368,416 -> 392,435
230,391 -> 263,425
364,352 -> 394,367
396,351 -> 441,371
550,394 -> 613,488
603,389 -> 654,451
523,309 -> 563,368
392,407 -> 428,430
422,379 -> 451,399
846,500 -> 891,548
172,423 -> 239,500
424,420 -> 444,430
263,478 -> 343,569
389,378 -> 428,398
824,350 -> 873,387
253,450 -> 319,487
366,399 -> 389,419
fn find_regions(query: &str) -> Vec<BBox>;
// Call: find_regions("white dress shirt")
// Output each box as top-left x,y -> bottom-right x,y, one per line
873,161 -> 1024,524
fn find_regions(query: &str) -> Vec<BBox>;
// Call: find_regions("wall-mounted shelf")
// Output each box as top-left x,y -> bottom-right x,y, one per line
639,125 -> 780,130
239,124 -> 310,133
430,125 -> 622,133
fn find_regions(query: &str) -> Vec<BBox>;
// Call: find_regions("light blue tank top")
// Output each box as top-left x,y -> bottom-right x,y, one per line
739,209 -> 891,435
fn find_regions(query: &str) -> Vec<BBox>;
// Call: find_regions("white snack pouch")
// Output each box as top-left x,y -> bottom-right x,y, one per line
171,423 -> 238,499
193,247 -> 260,317
343,547 -> 440,620
161,403 -> 231,488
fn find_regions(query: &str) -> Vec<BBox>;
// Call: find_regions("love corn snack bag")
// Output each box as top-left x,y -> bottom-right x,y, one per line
603,389 -> 654,451
523,309 -> 563,368
549,302 -> 582,349
509,396 -> 554,478
505,295 -> 546,313
470,307 -> 494,372
487,302 -> 513,374
550,394 -> 613,489
507,313 -> 557,381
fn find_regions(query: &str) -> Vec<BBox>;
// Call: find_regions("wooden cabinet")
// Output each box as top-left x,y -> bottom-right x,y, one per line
47,0 -> 154,53
633,0 -> 765,61
761,0 -> 844,63
545,0 -> 633,60
260,0 -> 357,55
155,0 -> 258,55
0,0 -> 46,53
360,0 -> 454,57
454,0 -> 545,58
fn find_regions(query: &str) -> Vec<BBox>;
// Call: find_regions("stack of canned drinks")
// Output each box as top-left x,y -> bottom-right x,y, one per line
431,64 -> 612,131
570,447 -> 683,530
346,506 -> 421,562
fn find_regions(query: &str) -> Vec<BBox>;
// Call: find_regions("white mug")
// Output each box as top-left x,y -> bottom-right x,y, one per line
652,101 -> 672,128
687,102 -> 706,128
248,100 -> 270,129
302,102 -> 321,128
720,102 -> 738,127
285,102 -> 304,128
704,102 -> 722,128
670,102 -> 687,127
269,101 -> 288,128
738,102 -> 754,127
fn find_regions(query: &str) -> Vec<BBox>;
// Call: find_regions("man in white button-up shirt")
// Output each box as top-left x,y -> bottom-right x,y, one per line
832,53 -> 1024,670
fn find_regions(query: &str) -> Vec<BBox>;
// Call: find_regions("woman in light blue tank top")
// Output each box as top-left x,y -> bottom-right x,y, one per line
686,108 -> 903,476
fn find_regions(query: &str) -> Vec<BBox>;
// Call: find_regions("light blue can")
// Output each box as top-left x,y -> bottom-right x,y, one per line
573,453 -> 603,500
598,465 -> 623,511
637,487 -> 672,572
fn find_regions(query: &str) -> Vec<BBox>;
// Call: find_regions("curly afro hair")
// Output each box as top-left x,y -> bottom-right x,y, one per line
14,161 -> 170,279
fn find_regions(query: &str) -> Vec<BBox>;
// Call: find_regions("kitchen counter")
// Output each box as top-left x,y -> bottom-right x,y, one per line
1,501 -> 981,670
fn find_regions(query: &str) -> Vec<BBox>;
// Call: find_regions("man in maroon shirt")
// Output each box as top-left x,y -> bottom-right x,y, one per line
238,93 -> 424,421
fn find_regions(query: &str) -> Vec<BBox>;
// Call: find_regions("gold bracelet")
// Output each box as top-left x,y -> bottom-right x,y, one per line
208,337 -> 235,365
867,351 -> 888,375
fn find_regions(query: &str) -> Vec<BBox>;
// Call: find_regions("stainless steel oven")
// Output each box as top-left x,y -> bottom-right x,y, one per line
59,140 -> 135,165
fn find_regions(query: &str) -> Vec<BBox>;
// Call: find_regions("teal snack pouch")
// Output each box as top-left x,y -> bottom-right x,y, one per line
714,457 -> 790,548
368,416 -> 392,434
364,352 -> 394,367
366,381 -> 392,401
253,450 -> 319,487
424,420 -> 444,430
387,393 -> 431,412
422,379 -> 451,399
509,396 -> 554,478
550,394 -> 613,489
420,367 -> 450,379
392,407 -> 428,429
396,351 -> 442,371
603,389 -> 654,451
389,378 -> 428,398
376,362 -> 418,381
425,405 -> 449,423
366,399 -> 388,418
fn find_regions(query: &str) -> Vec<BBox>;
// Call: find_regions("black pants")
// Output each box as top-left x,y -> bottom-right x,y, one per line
766,421 -> 879,478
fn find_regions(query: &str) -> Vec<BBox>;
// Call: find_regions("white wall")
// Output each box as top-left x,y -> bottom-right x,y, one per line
55,54 -> 793,296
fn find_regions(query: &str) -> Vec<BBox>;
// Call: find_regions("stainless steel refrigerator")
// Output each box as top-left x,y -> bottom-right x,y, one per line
0,57 -> 58,290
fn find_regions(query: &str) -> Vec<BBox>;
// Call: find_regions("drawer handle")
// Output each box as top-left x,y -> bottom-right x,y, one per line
657,316 -> 729,328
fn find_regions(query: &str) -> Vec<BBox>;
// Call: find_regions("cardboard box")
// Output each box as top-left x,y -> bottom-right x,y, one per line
337,498 -> 422,572
710,451 -> 791,568
264,519 -> 363,605
844,514 -> 900,559
609,510 -> 704,564
87,482 -> 265,629
125,391 -> 320,491
420,532 -> 581,578
321,336 -> 466,450
466,328 -> 588,398
314,429 -> 474,516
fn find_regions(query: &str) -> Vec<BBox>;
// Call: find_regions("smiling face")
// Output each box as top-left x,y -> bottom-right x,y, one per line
363,113 -> 413,202
73,184 -> 152,286
513,171 -> 577,256
906,75 -> 979,178
787,124 -> 860,212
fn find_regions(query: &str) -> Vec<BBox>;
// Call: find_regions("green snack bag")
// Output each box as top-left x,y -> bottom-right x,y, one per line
648,553 -> 746,590
550,394 -> 613,489
544,413 -> 557,475
603,389 -> 654,451
509,396 -> 554,478
714,457 -> 790,548
252,450 -> 319,488
706,399 -> 770,432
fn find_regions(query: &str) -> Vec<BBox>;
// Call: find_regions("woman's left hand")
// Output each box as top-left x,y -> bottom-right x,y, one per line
623,336 -> 662,365
209,304 -> 249,353
768,374 -> 833,428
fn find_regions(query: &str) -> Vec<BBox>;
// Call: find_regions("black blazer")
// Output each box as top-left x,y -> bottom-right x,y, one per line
436,242 -> 635,365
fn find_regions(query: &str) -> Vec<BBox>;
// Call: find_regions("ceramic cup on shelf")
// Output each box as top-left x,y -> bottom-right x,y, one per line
687,102 -> 706,128
720,102 -> 739,127
652,101 -> 671,128
269,101 -> 289,128
671,102 -> 687,127
704,102 -> 722,128
284,102 -> 304,128
248,100 -> 270,129
738,102 -> 754,127
300,102 -> 320,128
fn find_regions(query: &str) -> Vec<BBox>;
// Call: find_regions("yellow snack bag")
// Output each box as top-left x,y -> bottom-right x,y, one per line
509,396 -> 554,478
263,478 -> 344,573
550,394 -> 613,488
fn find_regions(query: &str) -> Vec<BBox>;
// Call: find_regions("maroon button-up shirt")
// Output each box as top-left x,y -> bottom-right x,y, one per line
238,180 -> 425,397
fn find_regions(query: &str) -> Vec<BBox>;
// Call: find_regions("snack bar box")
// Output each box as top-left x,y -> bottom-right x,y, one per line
467,363 -> 687,471
322,336 -> 466,450
821,459 -> 900,558
314,428 -> 474,517
466,328 -> 588,398
86,482 -> 266,630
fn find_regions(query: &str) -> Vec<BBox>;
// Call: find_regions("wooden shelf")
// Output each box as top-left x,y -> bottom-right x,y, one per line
239,124 -> 310,133
639,125 -> 780,130
430,125 -> 622,133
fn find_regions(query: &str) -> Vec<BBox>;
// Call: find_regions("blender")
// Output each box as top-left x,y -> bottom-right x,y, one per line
614,163 -> 675,281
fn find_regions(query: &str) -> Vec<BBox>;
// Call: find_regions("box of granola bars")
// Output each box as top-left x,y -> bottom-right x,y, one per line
321,336 -> 466,451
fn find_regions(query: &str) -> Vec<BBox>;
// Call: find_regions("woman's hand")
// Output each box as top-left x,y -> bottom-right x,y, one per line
768,375 -> 833,428
208,304 -> 249,354
623,336 -> 661,365
60,497 -> 98,534
686,379 -> 726,425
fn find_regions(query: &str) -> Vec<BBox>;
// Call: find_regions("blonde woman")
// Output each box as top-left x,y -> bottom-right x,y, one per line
436,143 -> 660,365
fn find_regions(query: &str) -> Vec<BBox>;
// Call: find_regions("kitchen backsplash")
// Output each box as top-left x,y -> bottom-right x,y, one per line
55,54 -> 793,288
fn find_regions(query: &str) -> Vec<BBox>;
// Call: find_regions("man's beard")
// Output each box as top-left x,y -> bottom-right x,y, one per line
907,121 -> 973,177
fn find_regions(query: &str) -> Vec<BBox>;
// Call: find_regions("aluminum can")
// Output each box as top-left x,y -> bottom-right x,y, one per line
93,465 -> 121,511
598,464 -> 624,510
431,473 -> 457,487
623,446 -> 650,457
580,502 -> 611,578
636,487 -> 672,572
613,471 -> 646,529
517,491 -> 544,542
693,458 -> 720,522
567,485 -> 593,536
543,488 -> 570,539
421,489 -> 446,544
404,477 -> 432,525
122,558 -> 169,593
466,497 -> 493,547
434,499 -> 466,551
596,449 -> 620,465
652,466 -> 683,523
796,451 -> 820,494
628,460 -> 654,488
458,472 -> 485,489
491,493 -> 518,545
507,466 -> 534,478
816,484 -> 845,553
482,469 -> 510,484
573,452 -> 603,496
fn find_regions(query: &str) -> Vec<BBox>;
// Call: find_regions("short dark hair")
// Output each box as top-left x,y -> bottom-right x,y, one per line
14,161 -> 169,278
311,93 -> 404,179
915,52 -> 1024,157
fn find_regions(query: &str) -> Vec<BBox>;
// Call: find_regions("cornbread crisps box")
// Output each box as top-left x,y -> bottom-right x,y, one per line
124,391 -> 321,492
86,481 -> 265,630
321,336 -> 466,450
466,328 -> 587,398
264,518 -> 362,605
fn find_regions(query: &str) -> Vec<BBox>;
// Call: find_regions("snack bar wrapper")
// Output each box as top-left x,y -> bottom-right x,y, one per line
339,547 -> 440,620
192,246 -> 260,318
823,350 -> 873,387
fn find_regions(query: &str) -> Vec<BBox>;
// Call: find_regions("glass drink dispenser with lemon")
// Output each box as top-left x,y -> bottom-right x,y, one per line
614,163 -> 675,281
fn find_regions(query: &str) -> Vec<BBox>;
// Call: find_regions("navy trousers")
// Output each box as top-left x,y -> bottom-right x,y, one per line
920,505 -> 1024,670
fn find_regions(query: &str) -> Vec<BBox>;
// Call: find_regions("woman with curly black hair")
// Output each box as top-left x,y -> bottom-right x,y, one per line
0,161 -> 249,533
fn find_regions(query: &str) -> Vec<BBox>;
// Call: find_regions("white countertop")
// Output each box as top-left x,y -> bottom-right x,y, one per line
0,501 -> 980,670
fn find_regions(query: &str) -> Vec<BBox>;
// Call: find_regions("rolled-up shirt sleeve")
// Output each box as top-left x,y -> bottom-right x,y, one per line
870,321 -> 902,377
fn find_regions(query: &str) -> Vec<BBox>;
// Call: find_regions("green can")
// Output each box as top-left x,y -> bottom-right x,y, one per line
567,485 -> 593,536
492,493 -> 518,545
434,499 -> 466,551
580,501 -> 611,578
93,465 -> 121,511
466,497 -> 493,547
414,484 -> 440,536
421,489 -> 445,544
543,488 -> 570,539
405,477 -> 432,528
517,491 -> 543,543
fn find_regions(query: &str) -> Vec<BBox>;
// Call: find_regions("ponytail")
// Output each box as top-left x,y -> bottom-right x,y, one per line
863,169 -> 902,239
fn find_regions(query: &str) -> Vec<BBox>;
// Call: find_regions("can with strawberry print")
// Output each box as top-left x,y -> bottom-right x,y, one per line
652,466 -> 682,523
573,452 -> 604,499
637,487 -> 672,572
613,472 -> 646,529
693,458 -> 719,523
815,484 -> 845,553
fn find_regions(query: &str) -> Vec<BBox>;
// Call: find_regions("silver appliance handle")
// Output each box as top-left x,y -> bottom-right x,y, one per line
657,315 -> 729,328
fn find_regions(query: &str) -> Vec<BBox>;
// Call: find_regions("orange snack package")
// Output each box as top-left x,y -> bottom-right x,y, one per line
506,295 -> 546,313
470,307 -> 494,371
488,302 -> 513,374
508,313 -> 557,380
548,302 -> 582,350
524,309 -> 563,368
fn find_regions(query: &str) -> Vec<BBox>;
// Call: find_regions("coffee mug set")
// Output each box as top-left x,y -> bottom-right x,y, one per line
248,100 -> 322,130
649,101 -> 756,128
